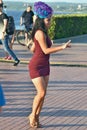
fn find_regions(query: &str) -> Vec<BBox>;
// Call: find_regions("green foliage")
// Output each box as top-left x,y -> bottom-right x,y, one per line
48,17 -> 56,40
49,14 -> 87,39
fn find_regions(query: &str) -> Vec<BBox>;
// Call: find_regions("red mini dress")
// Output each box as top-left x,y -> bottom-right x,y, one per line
29,36 -> 52,79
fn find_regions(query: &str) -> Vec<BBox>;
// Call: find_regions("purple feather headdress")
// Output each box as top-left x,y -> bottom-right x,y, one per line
34,1 -> 53,18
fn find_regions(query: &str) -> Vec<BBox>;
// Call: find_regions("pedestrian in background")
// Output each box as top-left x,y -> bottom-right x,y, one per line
0,3 -> 20,66
28,1 -> 71,128
5,16 -> 16,60
0,0 -> 16,60
5,33 -> 15,60
20,5 -> 34,44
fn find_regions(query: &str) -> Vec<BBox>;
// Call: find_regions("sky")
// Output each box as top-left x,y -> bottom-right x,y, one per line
3,0 -> 87,3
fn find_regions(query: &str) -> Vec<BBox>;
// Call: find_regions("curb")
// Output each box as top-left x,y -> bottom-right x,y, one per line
0,58 -> 87,67
0,58 -> 29,64
53,34 -> 87,44
50,62 -> 87,67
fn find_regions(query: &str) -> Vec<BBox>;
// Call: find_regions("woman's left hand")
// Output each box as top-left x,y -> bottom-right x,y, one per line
63,40 -> 71,49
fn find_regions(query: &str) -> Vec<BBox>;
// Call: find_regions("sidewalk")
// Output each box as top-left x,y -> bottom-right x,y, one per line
0,34 -> 87,66
0,35 -> 87,130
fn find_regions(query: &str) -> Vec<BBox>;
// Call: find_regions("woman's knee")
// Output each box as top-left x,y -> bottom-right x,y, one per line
38,90 -> 46,99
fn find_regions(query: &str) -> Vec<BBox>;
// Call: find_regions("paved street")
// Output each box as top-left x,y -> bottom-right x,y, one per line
0,35 -> 87,130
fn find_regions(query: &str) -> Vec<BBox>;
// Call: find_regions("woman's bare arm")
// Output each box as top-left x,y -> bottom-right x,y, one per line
35,30 -> 71,54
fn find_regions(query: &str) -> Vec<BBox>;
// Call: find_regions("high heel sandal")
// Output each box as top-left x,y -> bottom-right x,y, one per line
36,116 -> 42,128
28,114 -> 37,128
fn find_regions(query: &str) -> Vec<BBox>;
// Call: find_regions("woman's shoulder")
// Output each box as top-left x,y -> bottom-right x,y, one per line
35,30 -> 46,40
35,30 -> 45,36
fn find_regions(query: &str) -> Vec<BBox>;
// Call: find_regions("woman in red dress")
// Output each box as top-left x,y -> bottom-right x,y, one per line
28,1 -> 71,128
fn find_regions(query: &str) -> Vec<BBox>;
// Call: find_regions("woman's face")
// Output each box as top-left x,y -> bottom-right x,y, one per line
44,16 -> 52,29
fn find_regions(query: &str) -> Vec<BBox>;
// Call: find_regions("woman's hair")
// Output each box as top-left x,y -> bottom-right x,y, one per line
31,17 -> 48,40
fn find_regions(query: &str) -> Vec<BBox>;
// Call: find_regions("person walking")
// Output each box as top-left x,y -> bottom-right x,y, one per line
20,5 -> 34,44
5,32 -> 15,60
5,16 -> 16,60
0,3 -> 20,66
0,0 -> 16,60
28,1 -> 71,128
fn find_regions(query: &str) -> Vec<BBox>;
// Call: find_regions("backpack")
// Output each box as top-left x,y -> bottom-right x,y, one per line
6,16 -> 15,35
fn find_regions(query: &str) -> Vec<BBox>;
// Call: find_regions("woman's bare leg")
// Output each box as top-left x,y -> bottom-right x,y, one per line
35,76 -> 49,126
36,76 -> 49,117
29,76 -> 49,127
